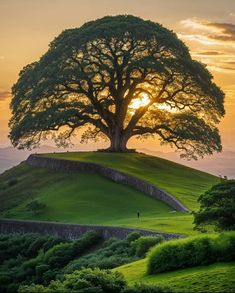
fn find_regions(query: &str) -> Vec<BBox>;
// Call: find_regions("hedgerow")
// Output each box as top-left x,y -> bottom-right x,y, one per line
147,232 -> 235,274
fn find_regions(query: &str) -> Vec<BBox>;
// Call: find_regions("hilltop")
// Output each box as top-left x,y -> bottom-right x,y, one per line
0,152 -> 219,235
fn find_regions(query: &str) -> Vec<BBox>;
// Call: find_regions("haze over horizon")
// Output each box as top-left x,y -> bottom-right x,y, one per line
0,0 -> 234,175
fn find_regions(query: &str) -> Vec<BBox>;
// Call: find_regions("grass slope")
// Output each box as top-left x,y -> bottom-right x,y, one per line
0,152 -> 218,235
0,163 -> 196,235
46,152 -> 219,210
115,259 -> 235,292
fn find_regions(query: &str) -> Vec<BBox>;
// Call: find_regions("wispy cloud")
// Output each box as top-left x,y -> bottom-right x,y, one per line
178,18 -> 235,74
195,51 -> 224,56
0,56 -> 5,60
180,18 -> 235,46
0,90 -> 11,101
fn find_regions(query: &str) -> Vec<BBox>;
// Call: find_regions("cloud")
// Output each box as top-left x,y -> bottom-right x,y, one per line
180,18 -> 235,45
0,90 -> 11,101
207,22 -> 235,42
0,56 -> 5,60
178,18 -> 235,74
195,51 -> 224,56
230,13 -> 235,17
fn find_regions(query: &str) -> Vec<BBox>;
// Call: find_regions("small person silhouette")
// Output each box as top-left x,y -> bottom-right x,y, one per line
137,211 -> 140,219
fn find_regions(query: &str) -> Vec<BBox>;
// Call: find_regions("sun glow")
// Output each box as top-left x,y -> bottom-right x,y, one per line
129,93 -> 151,109
129,93 -> 177,113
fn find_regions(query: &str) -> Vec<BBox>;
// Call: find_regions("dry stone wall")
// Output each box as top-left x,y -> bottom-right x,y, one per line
26,154 -> 189,212
0,219 -> 181,240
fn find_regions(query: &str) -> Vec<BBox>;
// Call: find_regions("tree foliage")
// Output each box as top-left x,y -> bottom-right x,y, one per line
10,15 -> 225,157
193,180 -> 235,232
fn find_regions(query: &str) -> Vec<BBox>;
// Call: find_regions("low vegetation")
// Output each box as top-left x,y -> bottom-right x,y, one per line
63,232 -> 145,273
148,232 -> 235,274
0,232 -> 102,292
131,236 -> 164,257
0,232 -> 164,293
1,231 -> 235,292
19,268 -> 172,293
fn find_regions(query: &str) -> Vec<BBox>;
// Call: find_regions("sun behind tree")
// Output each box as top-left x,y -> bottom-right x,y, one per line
9,15 -> 225,158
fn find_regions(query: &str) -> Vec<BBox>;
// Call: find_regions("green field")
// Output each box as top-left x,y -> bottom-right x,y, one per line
46,152 -> 219,210
0,152 -> 219,235
115,259 -> 235,292
0,163 -> 196,235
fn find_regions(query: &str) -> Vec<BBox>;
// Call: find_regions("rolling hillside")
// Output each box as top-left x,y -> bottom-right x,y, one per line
46,152 -> 219,209
115,260 -> 235,292
0,152 -> 219,235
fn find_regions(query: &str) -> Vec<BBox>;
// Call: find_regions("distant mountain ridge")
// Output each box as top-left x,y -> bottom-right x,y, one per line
0,145 -> 58,174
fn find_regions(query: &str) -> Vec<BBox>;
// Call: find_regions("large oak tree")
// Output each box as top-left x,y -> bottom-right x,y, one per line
10,15 -> 225,158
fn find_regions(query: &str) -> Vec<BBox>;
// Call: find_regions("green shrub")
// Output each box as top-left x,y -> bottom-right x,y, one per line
7,177 -> 18,187
0,232 -> 101,292
132,236 -> 164,257
147,232 -> 235,274
126,232 -> 141,243
26,200 -> 47,215
212,232 -> 235,261
19,268 -> 126,293
123,283 -> 173,293
63,237 -> 138,273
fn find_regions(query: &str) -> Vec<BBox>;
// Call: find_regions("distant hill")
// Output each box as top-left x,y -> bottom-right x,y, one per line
0,145 -> 59,174
138,148 -> 235,178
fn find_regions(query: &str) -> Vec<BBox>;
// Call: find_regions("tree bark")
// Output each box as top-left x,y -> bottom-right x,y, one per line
108,130 -> 129,152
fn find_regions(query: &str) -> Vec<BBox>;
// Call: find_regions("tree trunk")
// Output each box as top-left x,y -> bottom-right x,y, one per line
108,130 -> 129,152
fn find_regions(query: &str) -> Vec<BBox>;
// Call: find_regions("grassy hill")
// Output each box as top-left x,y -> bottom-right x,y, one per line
0,152 -> 219,235
45,152 -> 219,209
115,259 -> 235,292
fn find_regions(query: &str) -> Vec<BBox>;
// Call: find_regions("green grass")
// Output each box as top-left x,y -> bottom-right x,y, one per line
45,152 -> 219,210
0,162 -> 196,235
115,259 -> 235,292
0,152 -> 219,235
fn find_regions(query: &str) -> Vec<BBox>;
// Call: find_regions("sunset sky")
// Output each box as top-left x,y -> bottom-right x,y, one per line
0,0 -> 235,155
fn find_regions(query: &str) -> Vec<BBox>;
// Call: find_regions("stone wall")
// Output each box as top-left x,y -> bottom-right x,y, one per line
26,154 -> 189,212
0,219 -> 181,240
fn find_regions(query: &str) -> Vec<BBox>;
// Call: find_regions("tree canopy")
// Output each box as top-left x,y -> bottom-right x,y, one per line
193,180 -> 235,232
10,15 -> 225,158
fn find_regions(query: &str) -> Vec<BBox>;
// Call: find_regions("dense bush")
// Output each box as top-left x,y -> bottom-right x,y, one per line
63,235 -> 141,273
126,232 -> 141,243
147,232 -> 235,274
131,236 -> 164,257
26,200 -> 47,214
19,268 -> 126,293
0,233 -> 65,262
7,177 -> 18,187
63,233 -> 164,274
0,231 -> 102,293
19,270 -> 173,293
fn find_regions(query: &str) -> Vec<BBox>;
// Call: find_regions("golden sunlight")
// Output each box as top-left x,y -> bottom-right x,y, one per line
129,93 -> 177,113
129,93 -> 150,109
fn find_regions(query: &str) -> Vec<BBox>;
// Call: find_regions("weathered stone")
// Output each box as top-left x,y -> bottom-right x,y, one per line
0,219 -> 181,240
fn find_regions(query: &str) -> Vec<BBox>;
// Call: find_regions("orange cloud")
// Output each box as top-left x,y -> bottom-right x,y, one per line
180,18 -> 235,46
0,90 -> 11,101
